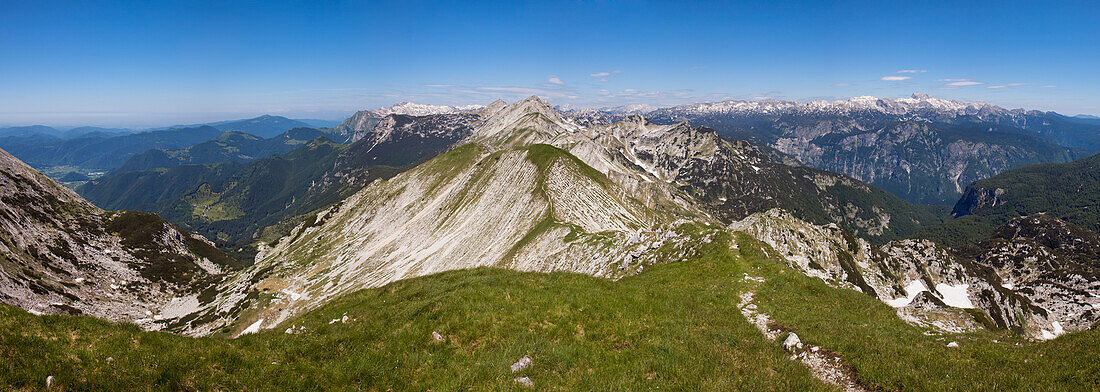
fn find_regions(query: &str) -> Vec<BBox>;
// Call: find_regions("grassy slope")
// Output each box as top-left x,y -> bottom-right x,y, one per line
2,228 -> 1097,391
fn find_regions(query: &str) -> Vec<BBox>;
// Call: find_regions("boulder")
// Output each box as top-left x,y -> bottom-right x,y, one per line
514,376 -> 534,387
783,332 -> 802,351
511,356 -> 532,372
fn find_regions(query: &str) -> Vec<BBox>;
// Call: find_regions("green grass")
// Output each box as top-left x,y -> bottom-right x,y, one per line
2,228 -> 1098,391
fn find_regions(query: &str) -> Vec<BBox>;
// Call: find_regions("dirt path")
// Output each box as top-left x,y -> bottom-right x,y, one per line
739,274 -> 872,392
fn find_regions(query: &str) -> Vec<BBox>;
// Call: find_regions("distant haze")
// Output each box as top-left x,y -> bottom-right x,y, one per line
1,1 -> 1097,127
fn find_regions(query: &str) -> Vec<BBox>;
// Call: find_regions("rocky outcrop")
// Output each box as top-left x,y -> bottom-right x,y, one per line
189,140 -> 705,335
0,147 -> 239,331
953,216 -> 1100,334
730,209 -> 1070,338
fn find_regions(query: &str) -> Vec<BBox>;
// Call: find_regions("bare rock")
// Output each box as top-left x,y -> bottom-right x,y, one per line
511,355 -> 532,372
783,332 -> 802,351
513,376 -> 534,387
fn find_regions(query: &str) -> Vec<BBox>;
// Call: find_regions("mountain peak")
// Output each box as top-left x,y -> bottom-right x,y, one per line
468,97 -> 577,147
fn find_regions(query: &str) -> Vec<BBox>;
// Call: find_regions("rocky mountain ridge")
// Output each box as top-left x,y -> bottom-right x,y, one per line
733,208 -> 1098,339
0,147 -> 240,330
169,97 -> 945,336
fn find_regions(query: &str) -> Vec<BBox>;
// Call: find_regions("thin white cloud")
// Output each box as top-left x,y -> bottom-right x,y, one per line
897,69 -> 927,74
599,78 -> 609,82
548,77 -> 564,85
987,83 -> 1028,89
1043,85 -> 1057,88
881,76 -> 912,81
935,78 -> 983,88
589,70 -> 622,78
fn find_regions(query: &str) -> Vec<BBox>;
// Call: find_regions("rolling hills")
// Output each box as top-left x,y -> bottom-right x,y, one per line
109,127 -> 327,173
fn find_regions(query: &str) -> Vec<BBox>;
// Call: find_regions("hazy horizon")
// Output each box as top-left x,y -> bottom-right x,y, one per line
3,91 -> 1100,130
3,0 -> 1097,127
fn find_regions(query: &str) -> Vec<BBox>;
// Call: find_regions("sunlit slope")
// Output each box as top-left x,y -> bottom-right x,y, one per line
2,227 -> 1096,391
204,142 -> 691,334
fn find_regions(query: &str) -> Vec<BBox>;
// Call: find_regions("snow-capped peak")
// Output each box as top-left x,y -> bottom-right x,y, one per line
371,101 -> 485,117
606,104 -> 659,114
655,93 -> 1001,119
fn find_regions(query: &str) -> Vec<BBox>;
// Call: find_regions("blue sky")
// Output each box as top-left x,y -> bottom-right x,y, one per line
1,0 -> 1097,127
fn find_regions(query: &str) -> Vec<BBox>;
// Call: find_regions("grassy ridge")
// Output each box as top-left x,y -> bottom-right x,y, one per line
2,228 -> 1097,390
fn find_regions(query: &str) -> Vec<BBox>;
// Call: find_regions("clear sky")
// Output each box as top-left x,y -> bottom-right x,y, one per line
1,0 -> 1097,128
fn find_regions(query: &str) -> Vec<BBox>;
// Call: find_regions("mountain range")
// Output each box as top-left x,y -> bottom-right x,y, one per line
2,95 -> 1099,390
0,115 -> 345,181
613,93 -> 1098,205
60,96 -> 1079,341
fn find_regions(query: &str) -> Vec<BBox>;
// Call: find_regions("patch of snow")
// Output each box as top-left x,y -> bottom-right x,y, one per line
935,283 -> 975,308
240,319 -> 264,335
887,281 -> 974,309
1039,321 -> 1066,340
279,288 -> 303,302
886,280 -> 928,307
